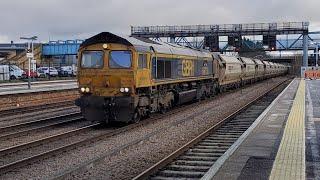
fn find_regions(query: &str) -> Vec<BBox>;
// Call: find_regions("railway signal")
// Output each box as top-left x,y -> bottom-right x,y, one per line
20,36 -> 37,89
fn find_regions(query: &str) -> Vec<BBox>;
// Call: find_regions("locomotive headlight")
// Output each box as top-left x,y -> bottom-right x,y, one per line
80,87 -> 85,92
102,43 -> 108,49
120,87 -> 129,93
85,87 -> 90,93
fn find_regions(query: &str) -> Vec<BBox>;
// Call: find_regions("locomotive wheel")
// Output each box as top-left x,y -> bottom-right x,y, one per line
206,91 -> 211,98
103,110 -> 109,125
160,104 -> 167,114
132,111 -> 141,123
145,110 -> 151,118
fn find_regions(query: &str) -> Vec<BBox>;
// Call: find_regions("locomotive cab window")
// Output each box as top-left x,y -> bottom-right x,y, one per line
81,51 -> 103,68
138,54 -> 148,69
109,50 -> 132,68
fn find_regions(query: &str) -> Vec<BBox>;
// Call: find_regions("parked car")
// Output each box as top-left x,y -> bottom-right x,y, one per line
57,66 -> 71,77
36,69 -> 46,78
22,70 -> 38,78
37,67 -> 58,77
9,65 -> 24,80
71,64 -> 77,76
58,66 -> 77,77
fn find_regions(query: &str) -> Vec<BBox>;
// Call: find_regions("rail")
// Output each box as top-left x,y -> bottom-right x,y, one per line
0,112 -> 82,141
0,123 -> 100,174
0,112 -> 81,138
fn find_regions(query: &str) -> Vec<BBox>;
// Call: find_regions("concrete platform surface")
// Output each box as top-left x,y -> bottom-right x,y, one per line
0,80 -> 77,95
202,78 -> 320,180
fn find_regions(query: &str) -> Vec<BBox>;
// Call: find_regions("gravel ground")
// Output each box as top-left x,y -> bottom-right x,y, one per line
0,119 -> 93,150
0,77 -> 287,180
0,105 -> 79,127
0,127 -> 112,167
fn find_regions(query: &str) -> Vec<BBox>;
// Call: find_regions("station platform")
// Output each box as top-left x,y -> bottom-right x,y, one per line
202,78 -> 320,180
0,80 -> 78,95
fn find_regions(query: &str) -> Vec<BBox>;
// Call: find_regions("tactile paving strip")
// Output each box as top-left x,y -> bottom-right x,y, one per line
269,79 -> 305,180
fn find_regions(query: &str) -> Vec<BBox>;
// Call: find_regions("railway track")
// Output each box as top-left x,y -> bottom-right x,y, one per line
0,123 -> 102,174
133,78 -> 291,180
0,83 -> 236,175
0,101 -> 77,118
46,78 -> 290,180
0,99 -> 198,175
0,78 -> 289,178
0,112 -> 82,140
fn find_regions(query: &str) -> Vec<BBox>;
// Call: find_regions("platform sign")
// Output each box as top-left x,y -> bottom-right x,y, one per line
26,53 -> 34,58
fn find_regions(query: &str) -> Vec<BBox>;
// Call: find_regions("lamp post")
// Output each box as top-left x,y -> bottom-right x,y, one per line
20,36 -> 37,89
316,44 -> 319,67
311,42 -> 319,67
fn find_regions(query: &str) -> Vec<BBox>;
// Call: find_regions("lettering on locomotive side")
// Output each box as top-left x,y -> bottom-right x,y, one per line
182,60 -> 194,76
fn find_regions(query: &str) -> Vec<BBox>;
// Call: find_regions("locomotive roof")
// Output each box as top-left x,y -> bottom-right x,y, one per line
81,32 -> 212,59
80,32 -> 133,47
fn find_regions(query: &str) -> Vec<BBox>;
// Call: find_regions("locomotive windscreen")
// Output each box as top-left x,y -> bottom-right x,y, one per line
81,51 -> 103,68
109,51 -> 132,68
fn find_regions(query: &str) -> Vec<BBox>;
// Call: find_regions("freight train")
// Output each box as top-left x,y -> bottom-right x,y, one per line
75,32 -> 289,124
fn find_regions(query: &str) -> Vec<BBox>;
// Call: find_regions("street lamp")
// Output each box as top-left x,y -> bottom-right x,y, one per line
20,36 -> 38,89
310,42 -> 319,67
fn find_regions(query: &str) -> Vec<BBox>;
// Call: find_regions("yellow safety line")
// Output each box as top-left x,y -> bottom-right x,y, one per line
269,79 -> 306,180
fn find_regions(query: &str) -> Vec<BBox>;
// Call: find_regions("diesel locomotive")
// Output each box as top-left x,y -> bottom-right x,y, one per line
75,32 -> 289,124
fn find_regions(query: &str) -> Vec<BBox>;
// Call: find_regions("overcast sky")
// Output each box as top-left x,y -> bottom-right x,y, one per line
0,0 -> 319,43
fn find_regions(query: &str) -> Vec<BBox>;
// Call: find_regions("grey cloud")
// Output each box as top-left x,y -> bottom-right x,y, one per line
0,0 -> 319,43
